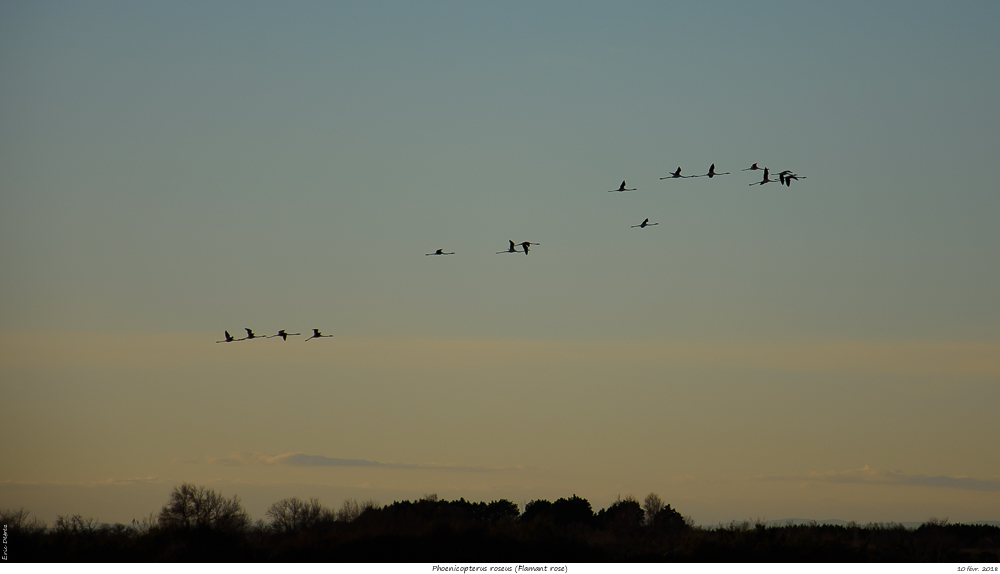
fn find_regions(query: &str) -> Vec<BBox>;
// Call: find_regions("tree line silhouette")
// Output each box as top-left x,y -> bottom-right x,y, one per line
3,484 -> 998,561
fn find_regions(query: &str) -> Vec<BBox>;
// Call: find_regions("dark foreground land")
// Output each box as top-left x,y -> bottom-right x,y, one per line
5,486 -> 999,562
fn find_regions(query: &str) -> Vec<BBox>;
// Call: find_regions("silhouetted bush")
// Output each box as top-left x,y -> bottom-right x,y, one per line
650,503 -> 690,533
597,496 -> 644,534
480,499 -> 520,526
550,495 -> 594,527
521,499 -> 553,524
523,495 -> 599,528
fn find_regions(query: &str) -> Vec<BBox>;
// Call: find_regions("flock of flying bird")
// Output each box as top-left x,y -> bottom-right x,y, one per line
217,161 -> 804,343
216,328 -> 332,343
427,161 -> 806,256
651,162 -> 805,186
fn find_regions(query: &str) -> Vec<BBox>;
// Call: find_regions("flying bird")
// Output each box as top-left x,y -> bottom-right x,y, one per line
749,167 -> 776,186
783,173 -> 805,187
304,329 -> 333,342
520,241 -> 540,254
216,331 -> 237,343
496,240 -> 523,254
776,170 -> 806,187
609,180 -> 637,192
269,329 -> 301,341
742,163 -> 763,171
425,249 -> 455,256
659,167 -> 690,180
696,163 -> 730,179
242,328 -> 263,341
631,218 -> 659,229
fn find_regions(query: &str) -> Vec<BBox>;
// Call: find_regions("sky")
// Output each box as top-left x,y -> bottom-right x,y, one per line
1,0 -> 999,526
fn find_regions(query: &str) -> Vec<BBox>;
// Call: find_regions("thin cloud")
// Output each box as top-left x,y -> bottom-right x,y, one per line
753,465 -> 1000,492
0,477 -> 168,487
207,452 -> 381,467
206,451 -> 515,472
273,453 -> 383,468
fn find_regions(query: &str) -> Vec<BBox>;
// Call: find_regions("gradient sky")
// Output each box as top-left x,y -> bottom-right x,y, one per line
1,1 -> 998,526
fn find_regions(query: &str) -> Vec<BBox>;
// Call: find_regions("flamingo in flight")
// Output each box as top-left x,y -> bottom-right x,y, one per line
609,180 -> 637,192
426,249 -> 455,256
784,173 -> 805,187
695,163 -> 730,179
659,167 -> 691,180
304,328 -> 333,342
216,331 -> 237,343
241,328 -> 263,341
631,218 -> 659,229
496,240 -> 523,254
269,329 -> 301,341
742,163 -> 763,171
520,241 -> 540,255
776,171 -> 806,187
749,167 -> 776,186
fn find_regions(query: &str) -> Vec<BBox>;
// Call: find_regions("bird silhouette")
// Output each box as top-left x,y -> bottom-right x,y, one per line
776,170 -> 806,187
215,331 -> 237,343
269,329 -> 301,341
425,249 -> 455,256
631,218 -> 659,228
659,167 -> 691,180
609,180 -> 637,192
496,240 -> 523,254
783,173 -> 805,187
241,328 -> 263,341
742,163 -> 763,171
695,163 -> 730,179
749,167 -> 776,186
520,241 -> 540,254
304,328 -> 333,342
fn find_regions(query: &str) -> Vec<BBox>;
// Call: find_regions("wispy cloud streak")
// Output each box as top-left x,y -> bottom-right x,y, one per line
0,476 -> 168,487
206,451 -> 515,472
753,465 -> 1000,492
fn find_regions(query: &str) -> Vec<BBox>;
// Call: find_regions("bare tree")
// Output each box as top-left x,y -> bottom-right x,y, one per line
130,512 -> 157,535
643,493 -> 664,526
0,508 -> 31,528
335,498 -> 361,523
158,483 -> 250,531
54,514 -> 98,534
266,497 -> 326,532
335,498 -> 380,522
1,508 -> 46,533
